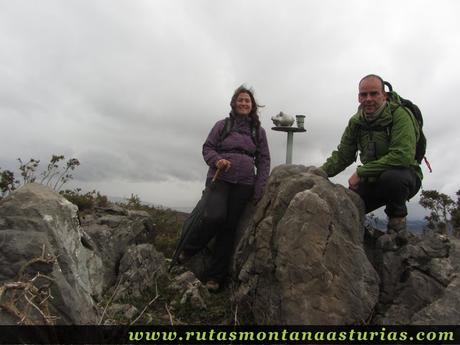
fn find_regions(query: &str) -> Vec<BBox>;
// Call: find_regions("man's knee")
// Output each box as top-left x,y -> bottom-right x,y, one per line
378,169 -> 411,190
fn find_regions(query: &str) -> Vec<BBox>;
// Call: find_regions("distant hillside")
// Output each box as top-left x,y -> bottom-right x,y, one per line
407,219 -> 427,233
171,206 -> 193,213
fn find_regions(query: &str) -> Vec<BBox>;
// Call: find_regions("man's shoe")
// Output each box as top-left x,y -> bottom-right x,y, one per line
205,280 -> 220,292
387,217 -> 407,233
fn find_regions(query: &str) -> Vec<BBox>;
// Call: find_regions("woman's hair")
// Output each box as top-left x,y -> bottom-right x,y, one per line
230,85 -> 262,128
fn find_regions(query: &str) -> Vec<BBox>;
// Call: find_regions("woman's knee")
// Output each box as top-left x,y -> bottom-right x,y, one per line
202,210 -> 226,226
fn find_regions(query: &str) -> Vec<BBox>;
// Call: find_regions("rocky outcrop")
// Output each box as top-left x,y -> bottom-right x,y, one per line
168,271 -> 210,309
3,168 -> 460,326
79,205 -> 156,292
233,165 -> 380,324
115,244 -> 166,301
0,183 -> 163,325
233,164 -> 460,325
366,227 -> 460,324
0,183 -> 100,324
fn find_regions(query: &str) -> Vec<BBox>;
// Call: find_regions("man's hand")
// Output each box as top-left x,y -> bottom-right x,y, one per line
348,171 -> 360,191
216,159 -> 231,171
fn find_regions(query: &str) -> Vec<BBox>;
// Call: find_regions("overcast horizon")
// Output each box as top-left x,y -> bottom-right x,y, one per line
1,0 -> 459,220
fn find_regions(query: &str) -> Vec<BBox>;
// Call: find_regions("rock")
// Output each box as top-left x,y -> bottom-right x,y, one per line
107,303 -> 139,321
80,205 -> 156,292
169,271 -> 210,309
367,229 -> 460,324
114,244 -> 167,301
0,183 -> 100,324
127,209 -> 152,218
233,165 -> 379,324
4,176 -> 460,326
95,204 -> 128,216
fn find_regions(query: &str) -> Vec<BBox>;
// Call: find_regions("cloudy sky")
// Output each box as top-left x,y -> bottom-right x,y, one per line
1,0 -> 459,219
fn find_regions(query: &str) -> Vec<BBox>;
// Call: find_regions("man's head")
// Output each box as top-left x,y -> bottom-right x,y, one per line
358,74 -> 387,115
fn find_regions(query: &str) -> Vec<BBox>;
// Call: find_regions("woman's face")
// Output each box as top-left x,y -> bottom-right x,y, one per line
234,92 -> 252,116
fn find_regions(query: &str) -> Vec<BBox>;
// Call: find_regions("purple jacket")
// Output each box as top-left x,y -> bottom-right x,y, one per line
202,114 -> 271,201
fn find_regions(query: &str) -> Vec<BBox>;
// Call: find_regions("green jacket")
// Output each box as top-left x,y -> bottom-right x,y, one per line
321,101 -> 423,181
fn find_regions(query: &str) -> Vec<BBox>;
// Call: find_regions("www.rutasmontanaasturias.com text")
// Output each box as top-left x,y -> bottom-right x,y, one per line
127,327 -> 455,343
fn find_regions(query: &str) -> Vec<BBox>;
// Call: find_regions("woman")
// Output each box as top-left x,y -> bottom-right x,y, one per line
181,85 -> 270,291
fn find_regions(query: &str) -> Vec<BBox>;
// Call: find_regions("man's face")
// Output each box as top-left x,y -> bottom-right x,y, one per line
358,77 -> 387,114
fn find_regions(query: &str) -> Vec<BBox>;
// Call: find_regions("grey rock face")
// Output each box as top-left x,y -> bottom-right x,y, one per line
168,271 -> 210,309
233,165 -> 380,324
115,244 -> 166,301
0,184 -> 164,325
106,303 -> 139,322
80,205 -> 156,292
4,172 -> 460,326
366,228 -> 460,324
412,236 -> 460,324
0,183 -> 100,324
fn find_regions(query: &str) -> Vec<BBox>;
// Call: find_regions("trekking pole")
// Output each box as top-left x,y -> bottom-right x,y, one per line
212,167 -> 222,182
169,168 -> 222,272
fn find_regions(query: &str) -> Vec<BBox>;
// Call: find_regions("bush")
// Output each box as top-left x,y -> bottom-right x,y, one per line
0,154 -> 80,199
60,188 -> 108,211
0,169 -> 18,197
115,196 -> 183,258
124,194 -> 143,210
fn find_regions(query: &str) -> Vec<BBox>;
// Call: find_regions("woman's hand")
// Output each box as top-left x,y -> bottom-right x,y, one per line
216,159 -> 231,172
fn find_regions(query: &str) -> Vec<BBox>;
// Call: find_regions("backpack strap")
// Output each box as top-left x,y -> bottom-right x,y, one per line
251,123 -> 260,165
379,81 -> 430,171
216,117 -> 234,151
216,116 -> 260,160
354,107 -> 431,170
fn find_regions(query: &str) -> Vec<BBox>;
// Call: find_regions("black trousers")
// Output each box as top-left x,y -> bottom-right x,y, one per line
183,179 -> 254,283
356,167 -> 421,218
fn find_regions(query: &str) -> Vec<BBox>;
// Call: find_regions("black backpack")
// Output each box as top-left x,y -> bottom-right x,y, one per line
384,81 -> 427,166
216,116 -> 259,159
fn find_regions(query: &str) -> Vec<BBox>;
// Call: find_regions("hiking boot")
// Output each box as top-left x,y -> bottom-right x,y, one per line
205,280 -> 220,292
387,217 -> 407,233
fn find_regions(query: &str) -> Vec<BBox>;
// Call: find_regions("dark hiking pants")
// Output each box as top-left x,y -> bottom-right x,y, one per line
356,167 -> 421,218
183,179 -> 254,283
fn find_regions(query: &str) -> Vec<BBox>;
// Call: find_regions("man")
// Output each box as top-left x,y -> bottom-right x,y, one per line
321,74 -> 422,232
